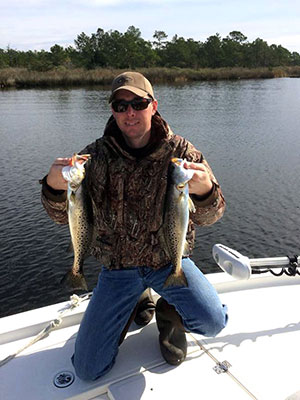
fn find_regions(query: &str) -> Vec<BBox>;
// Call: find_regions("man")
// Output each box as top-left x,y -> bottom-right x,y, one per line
41,71 -> 227,381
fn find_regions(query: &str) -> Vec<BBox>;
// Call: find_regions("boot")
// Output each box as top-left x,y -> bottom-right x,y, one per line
155,297 -> 187,365
134,288 -> 156,327
119,289 -> 156,345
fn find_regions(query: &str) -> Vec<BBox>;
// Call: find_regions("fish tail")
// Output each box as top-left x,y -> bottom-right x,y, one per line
163,269 -> 188,288
61,270 -> 88,291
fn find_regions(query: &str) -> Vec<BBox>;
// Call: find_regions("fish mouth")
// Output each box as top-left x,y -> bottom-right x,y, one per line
170,157 -> 194,188
70,153 -> 91,166
171,157 -> 183,166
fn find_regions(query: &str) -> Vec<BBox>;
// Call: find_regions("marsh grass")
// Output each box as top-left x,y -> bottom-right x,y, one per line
1,66 -> 300,89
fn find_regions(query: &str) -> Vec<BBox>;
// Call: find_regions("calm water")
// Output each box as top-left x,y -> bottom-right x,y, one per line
1,78 -> 300,318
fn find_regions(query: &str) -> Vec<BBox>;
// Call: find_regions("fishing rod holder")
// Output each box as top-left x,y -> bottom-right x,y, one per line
212,244 -> 300,280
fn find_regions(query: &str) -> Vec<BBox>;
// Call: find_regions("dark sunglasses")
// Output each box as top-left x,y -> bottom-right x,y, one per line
111,97 -> 152,113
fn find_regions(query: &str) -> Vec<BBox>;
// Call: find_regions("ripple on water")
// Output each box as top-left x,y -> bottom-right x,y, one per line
1,80 -> 300,317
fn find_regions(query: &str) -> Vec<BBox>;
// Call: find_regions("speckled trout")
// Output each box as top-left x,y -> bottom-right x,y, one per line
163,158 -> 195,287
61,153 -> 92,290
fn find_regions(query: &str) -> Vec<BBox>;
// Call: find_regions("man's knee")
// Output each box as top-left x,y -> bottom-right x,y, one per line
72,353 -> 115,381
184,304 -> 228,337
202,305 -> 228,337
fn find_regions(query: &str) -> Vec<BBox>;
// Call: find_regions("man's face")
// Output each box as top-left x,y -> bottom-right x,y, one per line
111,89 -> 158,149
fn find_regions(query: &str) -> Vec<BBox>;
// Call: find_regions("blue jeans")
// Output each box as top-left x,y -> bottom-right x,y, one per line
72,258 -> 228,380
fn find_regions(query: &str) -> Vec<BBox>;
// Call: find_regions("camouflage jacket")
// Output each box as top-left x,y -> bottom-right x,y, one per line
41,114 -> 225,269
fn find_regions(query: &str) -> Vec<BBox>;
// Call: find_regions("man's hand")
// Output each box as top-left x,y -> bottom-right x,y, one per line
46,158 -> 71,190
183,161 -> 213,196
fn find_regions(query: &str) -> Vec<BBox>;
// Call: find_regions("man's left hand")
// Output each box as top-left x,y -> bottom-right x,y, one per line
183,161 -> 213,196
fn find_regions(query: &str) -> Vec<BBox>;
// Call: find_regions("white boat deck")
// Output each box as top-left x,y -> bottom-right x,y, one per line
1,272 -> 300,400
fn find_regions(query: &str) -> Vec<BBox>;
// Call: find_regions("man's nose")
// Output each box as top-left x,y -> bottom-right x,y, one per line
126,104 -> 136,116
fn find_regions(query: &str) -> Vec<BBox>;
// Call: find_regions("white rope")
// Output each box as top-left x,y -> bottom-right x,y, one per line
0,293 -> 90,368
191,335 -> 259,400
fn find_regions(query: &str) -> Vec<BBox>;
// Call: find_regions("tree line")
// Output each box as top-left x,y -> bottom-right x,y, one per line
1,26 -> 300,71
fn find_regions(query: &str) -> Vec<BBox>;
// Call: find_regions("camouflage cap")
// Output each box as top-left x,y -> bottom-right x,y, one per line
109,71 -> 154,103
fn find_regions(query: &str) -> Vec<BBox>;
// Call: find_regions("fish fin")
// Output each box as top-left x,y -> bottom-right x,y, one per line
163,269 -> 188,288
188,196 -> 196,213
183,241 -> 190,257
61,270 -> 88,291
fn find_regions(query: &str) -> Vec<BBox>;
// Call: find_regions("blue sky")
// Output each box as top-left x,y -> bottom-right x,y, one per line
1,0 -> 300,53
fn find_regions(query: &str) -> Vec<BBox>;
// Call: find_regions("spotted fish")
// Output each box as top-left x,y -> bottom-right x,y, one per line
163,158 -> 195,287
61,153 -> 93,290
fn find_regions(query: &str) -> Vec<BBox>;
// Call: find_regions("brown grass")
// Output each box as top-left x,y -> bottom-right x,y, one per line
1,66 -> 300,89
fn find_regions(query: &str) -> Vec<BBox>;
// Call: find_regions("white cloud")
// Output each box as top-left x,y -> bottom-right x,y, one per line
267,34 -> 300,52
73,0 -> 210,4
0,0 -> 299,53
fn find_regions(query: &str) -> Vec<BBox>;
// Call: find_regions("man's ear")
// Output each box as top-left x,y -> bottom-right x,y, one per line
152,99 -> 158,115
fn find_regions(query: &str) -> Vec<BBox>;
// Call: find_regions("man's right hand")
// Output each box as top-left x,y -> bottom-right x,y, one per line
46,158 -> 71,190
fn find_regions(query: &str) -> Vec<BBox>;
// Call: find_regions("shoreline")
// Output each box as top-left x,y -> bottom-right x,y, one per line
1,66 -> 300,89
